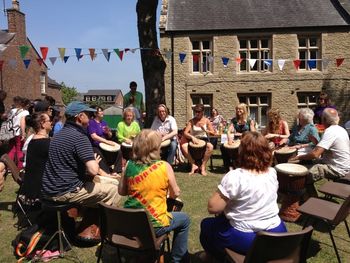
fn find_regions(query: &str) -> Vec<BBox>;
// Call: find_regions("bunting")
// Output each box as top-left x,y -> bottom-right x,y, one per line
293,59 -> 301,69
49,57 -> 57,66
249,59 -> 257,69
36,58 -> 44,66
23,59 -> 31,69
40,47 -> 48,60
89,48 -> 96,61
307,60 -> 316,69
277,59 -> 285,70
19,45 -> 30,59
179,53 -> 186,64
222,57 -> 229,67
102,49 -> 111,62
75,48 -> 82,61
58,48 -> 66,61
336,58 -> 344,67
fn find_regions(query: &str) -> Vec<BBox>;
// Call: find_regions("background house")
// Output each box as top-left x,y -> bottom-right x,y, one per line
0,0 -> 62,108
160,0 -> 350,128
83,89 -> 123,107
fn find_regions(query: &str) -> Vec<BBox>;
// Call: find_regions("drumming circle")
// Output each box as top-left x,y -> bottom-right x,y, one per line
161,139 -> 171,148
99,142 -> 120,152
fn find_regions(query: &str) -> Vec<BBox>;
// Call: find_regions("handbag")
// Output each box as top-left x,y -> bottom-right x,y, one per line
0,109 -> 22,141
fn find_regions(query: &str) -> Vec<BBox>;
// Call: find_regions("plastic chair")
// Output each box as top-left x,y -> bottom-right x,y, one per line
334,172 -> 350,185
318,181 -> 350,200
225,226 -> 313,263
0,153 -> 32,228
97,203 -> 170,263
297,195 -> 350,263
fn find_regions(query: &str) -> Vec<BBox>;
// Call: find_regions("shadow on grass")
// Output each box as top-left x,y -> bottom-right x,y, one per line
0,201 -> 14,212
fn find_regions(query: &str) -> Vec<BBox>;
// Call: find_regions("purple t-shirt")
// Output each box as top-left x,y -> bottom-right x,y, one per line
313,105 -> 336,123
88,119 -> 108,147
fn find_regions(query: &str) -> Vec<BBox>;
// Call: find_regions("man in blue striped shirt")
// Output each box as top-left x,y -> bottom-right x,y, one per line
41,101 -> 120,207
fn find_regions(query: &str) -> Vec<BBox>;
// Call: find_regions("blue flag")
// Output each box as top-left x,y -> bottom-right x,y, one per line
179,53 -> 186,64
222,57 -> 229,67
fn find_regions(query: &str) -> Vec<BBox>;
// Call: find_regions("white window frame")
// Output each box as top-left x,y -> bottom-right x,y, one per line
191,39 -> 213,74
107,96 -> 112,101
298,36 -> 320,71
238,38 -> 272,73
85,96 -> 90,102
40,72 -> 46,94
191,94 -> 212,117
297,92 -> 319,108
100,96 -> 106,101
238,94 -> 270,129
92,96 -> 97,101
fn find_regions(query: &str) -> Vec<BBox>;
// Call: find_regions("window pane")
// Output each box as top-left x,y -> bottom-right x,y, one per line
192,97 -> 200,104
249,96 -> 257,105
309,38 -> 317,47
240,52 -> 247,71
202,97 -> 211,105
249,107 -> 258,121
298,38 -> 306,47
261,107 -> 268,127
202,41 -> 210,49
238,96 -> 246,103
239,40 -> 247,49
250,40 -> 258,49
204,108 -> 211,117
298,94 -> 307,104
261,39 -> 269,48
260,96 -> 268,104
203,54 -> 208,72
192,41 -> 199,50
193,53 -> 200,72
299,51 -> 306,69
309,94 -> 318,104
310,50 -> 318,59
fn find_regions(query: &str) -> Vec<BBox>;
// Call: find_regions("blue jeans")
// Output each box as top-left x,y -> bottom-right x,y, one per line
155,212 -> 190,263
161,139 -> 177,164
200,215 -> 287,261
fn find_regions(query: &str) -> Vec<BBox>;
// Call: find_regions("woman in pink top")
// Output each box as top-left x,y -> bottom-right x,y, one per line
263,108 -> 290,149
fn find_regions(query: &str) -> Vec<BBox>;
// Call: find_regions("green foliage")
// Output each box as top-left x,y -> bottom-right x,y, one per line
61,82 -> 78,105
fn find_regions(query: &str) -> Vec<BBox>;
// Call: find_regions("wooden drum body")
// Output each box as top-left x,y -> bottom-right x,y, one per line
121,142 -> 133,161
275,163 -> 309,222
223,140 -> 240,160
188,139 -> 206,164
99,142 -> 120,166
274,147 -> 297,164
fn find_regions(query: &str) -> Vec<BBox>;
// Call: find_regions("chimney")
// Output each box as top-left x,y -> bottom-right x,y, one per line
7,0 -> 26,43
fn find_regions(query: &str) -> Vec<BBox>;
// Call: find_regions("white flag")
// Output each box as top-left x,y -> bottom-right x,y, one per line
278,59 -> 286,70
322,58 -> 330,70
249,59 -> 257,69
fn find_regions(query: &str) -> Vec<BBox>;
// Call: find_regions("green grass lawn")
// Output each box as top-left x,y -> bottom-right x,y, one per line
0,157 -> 349,262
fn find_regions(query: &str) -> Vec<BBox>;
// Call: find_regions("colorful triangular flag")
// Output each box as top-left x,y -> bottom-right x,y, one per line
249,59 -> 257,69
36,58 -> 44,66
179,53 -> 186,64
102,49 -> 111,62
130,48 -> 137,53
336,58 -> 344,67
293,59 -> 301,69
208,55 -> 214,64
23,59 -> 31,69
236,58 -> 243,64
58,48 -> 66,61
49,57 -> 57,66
75,48 -> 82,61
89,48 -> 96,61
19,45 -> 30,59
118,50 -> 124,61
322,58 -> 330,70
277,59 -> 285,70
307,59 -> 316,69
40,47 -> 49,60
124,48 -> 130,53
263,59 -> 273,67
63,56 -> 69,63
222,57 -> 229,67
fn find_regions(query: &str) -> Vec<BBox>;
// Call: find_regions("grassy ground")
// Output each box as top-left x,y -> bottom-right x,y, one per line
0,155 -> 349,262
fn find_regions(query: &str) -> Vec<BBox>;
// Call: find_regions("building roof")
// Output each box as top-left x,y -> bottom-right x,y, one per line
165,0 -> 350,32
85,89 -> 122,96
48,77 -> 61,89
0,30 -> 15,44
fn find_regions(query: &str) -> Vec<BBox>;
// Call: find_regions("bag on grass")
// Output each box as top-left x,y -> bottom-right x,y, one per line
0,109 -> 22,141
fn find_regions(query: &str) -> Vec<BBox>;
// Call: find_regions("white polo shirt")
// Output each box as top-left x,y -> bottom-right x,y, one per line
151,115 -> 178,140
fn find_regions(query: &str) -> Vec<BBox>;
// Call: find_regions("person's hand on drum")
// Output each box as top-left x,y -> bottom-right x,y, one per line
265,133 -> 276,139
191,136 -> 200,145
124,138 -> 133,145
288,155 -> 299,163
308,134 -> 319,145
106,140 -> 116,146
94,153 -> 102,164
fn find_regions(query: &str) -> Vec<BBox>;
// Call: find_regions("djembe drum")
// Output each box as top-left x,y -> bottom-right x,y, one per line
121,142 -> 133,161
274,147 -> 297,164
275,163 -> 309,222
160,139 -> 171,161
166,197 -> 184,212
188,139 -> 206,166
99,142 -> 120,166
223,140 -> 240,160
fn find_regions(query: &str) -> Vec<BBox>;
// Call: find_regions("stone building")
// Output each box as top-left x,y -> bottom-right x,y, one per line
0,0 -> 62,108
160,0 -> 350,128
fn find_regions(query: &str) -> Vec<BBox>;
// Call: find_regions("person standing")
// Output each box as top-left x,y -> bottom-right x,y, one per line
123,81 -> 145,115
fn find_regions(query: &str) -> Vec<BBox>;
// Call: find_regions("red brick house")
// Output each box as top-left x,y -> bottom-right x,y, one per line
0,0 -> 62,108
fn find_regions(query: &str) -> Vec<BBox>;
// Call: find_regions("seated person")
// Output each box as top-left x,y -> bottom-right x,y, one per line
116,107 -> 141,145
263,108 -> 290,149
288,108 -> 320,155
181,104 -> 215,176
21,113 -> 52,201
221,103 -> 255,170
118,129 -> 190,263
209,108 -> 225,149
41,101 -> 120,207
88,106 -> 122,174
290,108 -> 350,197
313,92 -> 336,125
200,131 -> 287,261
151,104 -> 178,165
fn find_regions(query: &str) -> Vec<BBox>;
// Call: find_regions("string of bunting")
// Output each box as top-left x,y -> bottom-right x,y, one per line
0,44 -> 347,71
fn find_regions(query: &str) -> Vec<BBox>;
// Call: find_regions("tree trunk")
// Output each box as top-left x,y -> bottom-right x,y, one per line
136,0 -> 166,128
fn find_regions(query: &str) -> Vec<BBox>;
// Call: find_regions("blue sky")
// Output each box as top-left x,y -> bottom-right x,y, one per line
0,0 -> 161,95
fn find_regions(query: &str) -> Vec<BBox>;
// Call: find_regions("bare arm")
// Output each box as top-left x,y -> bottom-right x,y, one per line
90,133 -> 115,146
208,190 -> 228,214
118,171 -> 128,196
167,162 -> 180,198
290,146 -> 325,162
183,121 -> 193,140
250,119 -> 256,132
162,129 -> 178,141
85,160 -> 100,177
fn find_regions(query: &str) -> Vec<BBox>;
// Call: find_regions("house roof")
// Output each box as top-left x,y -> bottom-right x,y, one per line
48,77 -> 61,89
85,89 -> 122,96
165,0 -> 350,32
0,30 -> 15,44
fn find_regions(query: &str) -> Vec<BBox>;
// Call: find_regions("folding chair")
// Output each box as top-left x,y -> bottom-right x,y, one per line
225,226 -> 313,263
0,153 -> 32,228
297,195 -> 350,263
318,181 -> 350,200
97,203 -> 170,263
334,172 -> 350,185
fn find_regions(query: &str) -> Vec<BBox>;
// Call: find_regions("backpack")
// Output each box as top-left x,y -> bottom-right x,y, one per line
0,109 -> 22,141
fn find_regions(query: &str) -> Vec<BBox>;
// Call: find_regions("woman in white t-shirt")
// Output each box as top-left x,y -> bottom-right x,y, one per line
200,131 -> 287,261
7,96 -> 30,169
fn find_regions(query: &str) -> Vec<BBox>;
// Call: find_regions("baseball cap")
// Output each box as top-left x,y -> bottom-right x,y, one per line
34,100 -> 50,112
65,101 -> 96,117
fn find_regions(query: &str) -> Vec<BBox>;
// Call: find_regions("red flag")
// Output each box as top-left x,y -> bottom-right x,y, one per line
0,60 -> 4,71
293,59 -> 301,69
124,48 -> 130,53
193,54 -> 199,63
36,58 -> 44,66
118,51 -> 124,61
236,58 -> 243,64
336,58 -> 344,67
40,47 -> 48,60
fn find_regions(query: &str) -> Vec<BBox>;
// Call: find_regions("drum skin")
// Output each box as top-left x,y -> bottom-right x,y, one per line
274,147 -> 297,164
275,163 -> 308,193
121,142 -> 133,160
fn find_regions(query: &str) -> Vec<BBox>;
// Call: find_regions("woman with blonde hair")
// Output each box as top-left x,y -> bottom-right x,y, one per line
116,107 -> 141,144
263,108 -> 290,149
119,129 -> 190,263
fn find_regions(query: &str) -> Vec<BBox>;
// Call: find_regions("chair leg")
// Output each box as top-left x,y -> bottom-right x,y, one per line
116,247 -> 122,263
16,199 -> 32,227
97,242 -> 104,263
302,216 -> 311,229
327,224 -> 342,263
344,220 -> 350,238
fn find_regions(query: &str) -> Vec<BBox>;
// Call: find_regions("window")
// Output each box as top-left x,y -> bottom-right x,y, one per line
297,92 -> 319,108
191,94 -> 212,117
85,96 -> 90,102
239,38 -> 271,72
107,96 -> 112,101
40,72 -> 46,94
298,36 -> 320,70
92,96 -> 97,101
100,96 -> 106,101
191,39 -> 213,74
238,94 -> 270,128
